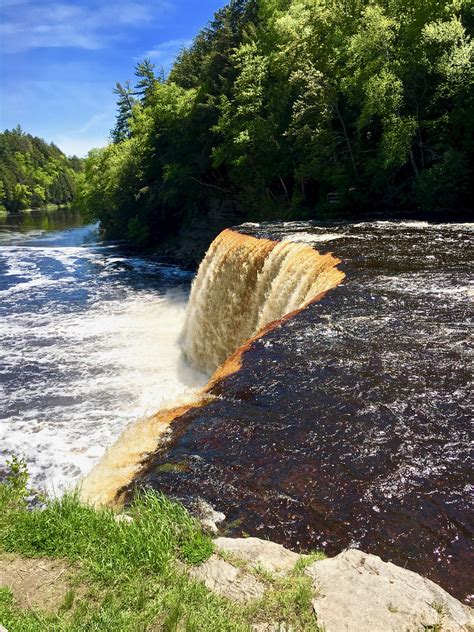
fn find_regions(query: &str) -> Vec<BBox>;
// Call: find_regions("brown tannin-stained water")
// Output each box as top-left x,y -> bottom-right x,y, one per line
125,220 -> 473,604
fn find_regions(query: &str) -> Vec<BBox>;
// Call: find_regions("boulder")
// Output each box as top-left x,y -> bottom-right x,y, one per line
188,554 -> 265,603
306,549 -> 473,632
214,537 -> 300,575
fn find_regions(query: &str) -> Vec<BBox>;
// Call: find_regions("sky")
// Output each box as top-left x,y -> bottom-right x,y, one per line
0,0 -> 224,156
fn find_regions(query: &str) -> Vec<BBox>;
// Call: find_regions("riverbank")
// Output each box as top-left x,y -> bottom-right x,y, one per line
1,463 -> 472,631
0,204 -> 77,220
0,463 -> 321,631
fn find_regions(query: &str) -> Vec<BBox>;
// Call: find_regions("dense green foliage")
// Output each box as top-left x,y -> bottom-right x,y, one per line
79,0 -> 473,247
0,126 -> 82,213
0,459 -> 324,630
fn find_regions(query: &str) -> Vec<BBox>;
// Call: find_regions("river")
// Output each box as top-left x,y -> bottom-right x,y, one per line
125,218 -> 473,603
0,208 -> 206,492
1,210 -> 472,602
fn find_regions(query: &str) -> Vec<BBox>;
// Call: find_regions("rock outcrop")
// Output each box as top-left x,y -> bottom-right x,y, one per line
186,540 -> 473,631
188,554 -> 265,603
214,537 -> 300,575
306,549 -> 473,632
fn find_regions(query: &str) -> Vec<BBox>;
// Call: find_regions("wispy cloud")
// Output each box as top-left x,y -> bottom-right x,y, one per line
54,104 -> 116,156
0,0 -> 171,53
136,38 -> 192,70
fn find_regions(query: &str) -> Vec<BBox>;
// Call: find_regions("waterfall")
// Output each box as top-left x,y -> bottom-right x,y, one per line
182,229 -> 345,373
80,227 -> 344,507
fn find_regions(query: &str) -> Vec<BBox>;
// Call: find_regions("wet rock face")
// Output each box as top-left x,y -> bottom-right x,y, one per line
125,221 -> 473,603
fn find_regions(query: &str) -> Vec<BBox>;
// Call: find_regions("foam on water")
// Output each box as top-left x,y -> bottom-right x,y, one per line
282,232 -> 346,243
0,213 -> 206,492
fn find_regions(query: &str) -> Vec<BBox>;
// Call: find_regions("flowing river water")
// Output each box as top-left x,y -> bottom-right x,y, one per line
122,218 -> 473,604
0,209 -> 472,603
0,208 -> 206,491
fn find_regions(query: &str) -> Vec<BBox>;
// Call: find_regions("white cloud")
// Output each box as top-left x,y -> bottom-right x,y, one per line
0,0 -> 171,53
136,38 -> 192,70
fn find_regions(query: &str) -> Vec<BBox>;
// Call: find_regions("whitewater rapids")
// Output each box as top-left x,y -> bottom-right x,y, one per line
0,214 -> 207,492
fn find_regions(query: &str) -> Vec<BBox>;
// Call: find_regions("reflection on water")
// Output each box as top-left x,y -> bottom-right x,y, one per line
0,209 -> 206,492
0,207 -> 86,243
128,219 -> 474,604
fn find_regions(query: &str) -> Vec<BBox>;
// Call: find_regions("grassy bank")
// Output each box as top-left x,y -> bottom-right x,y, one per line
0,458 -> 321,631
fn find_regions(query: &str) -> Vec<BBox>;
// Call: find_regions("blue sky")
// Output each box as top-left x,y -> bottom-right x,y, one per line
0,0 -> 224,156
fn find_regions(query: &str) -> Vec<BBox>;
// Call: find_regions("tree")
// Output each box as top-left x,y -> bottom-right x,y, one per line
111,82 -> 136,144
77,0 -> 473,250
134,59 -> 159,105
0,128 -> 81,211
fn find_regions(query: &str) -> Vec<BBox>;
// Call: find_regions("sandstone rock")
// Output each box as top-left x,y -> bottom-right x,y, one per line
306,549 -> 473,632
188,554 -> 265,603
214,537 -> 300,575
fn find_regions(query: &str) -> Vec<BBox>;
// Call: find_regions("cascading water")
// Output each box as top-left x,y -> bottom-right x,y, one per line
80,228 -> 344,505
181,229 -> 345,373
0,210 -> 208,492
123,219 -> 473,604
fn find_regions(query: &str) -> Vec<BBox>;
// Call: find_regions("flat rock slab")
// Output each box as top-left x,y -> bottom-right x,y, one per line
188,554 -> 265,603
214,537 -> 300,575
306,549 -> 473,632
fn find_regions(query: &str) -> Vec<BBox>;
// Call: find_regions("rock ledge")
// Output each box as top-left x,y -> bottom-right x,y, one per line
306,549 -> 473,632
187,539 -> 473,631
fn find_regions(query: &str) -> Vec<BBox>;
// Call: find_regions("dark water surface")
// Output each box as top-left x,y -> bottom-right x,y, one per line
0,208 -> 204,491
127,220 -> 473,603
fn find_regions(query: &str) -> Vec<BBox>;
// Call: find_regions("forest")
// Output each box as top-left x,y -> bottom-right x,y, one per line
78,0 -> 474,247
0,126 -> 81,213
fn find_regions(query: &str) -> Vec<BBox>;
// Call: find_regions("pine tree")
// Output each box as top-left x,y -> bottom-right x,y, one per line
111,81 -> 136,144
134,59 -> 158,105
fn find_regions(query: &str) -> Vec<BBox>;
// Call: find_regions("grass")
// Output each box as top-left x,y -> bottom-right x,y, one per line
0,458 -> 323,631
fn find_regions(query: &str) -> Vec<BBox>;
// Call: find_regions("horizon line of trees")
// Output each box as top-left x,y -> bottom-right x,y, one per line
0,126 -> 82,213
78,0 -> 473,247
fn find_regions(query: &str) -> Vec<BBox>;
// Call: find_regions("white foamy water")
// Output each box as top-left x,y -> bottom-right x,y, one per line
282,232 -> 346,243
0,213 -> 206,492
